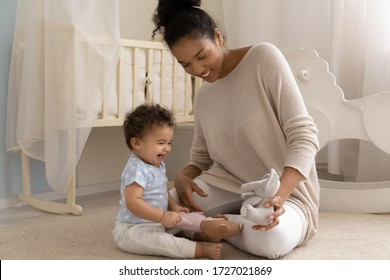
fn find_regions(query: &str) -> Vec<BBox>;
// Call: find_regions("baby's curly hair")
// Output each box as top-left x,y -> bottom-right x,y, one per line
123,103 -> 175,150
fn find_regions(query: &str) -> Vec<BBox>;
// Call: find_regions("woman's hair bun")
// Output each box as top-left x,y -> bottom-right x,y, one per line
152,0 -> 215,47
153,0 -> 201,29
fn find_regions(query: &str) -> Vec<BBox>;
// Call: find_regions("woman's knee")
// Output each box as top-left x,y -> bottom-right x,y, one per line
254,228 -> 297,259
227,215 -> 301,259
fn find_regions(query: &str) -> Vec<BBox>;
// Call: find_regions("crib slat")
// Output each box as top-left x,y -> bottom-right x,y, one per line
160,50 -> 167,107
185,74 -> 192,116
146,48 -> 154,103
117,45 -> 126,119
172,60 -> 179,113
133,47 -> 139,108
100,44 -> 108,120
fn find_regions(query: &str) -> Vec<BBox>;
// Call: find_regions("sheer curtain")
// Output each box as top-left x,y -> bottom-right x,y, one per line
222,0 -> 390,182
6,0 -> 120,193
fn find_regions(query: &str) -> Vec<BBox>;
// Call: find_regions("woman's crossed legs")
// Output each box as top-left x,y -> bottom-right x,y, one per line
170,178 -> 307,259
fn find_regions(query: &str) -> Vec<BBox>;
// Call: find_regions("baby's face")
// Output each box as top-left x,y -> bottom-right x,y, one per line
134,125 -> 174,167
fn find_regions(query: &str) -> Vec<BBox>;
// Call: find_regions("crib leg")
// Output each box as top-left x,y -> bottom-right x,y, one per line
17,151 -> 83,215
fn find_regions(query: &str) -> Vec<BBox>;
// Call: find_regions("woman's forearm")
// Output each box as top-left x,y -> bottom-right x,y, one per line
179,164 -> 202,179
276,166 -> 304,204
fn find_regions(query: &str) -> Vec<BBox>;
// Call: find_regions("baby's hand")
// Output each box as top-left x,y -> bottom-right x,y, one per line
161,211 -> 181,228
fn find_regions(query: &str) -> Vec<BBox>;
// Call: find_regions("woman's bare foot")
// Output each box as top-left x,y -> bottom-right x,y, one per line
195,243 -> 222,259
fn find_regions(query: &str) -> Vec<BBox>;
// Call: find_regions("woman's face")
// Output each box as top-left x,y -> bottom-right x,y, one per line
170,30 -> 226,82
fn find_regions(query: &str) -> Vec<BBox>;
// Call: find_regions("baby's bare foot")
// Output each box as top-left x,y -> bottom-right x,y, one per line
195,242 -> 222,259
202,243 -> 222,260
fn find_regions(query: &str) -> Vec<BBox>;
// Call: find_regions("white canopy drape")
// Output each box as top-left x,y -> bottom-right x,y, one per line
222,0 -> 390,182
6,0 -> 120,193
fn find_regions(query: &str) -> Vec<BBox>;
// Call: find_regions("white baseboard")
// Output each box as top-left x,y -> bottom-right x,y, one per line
0,181 -> 120,210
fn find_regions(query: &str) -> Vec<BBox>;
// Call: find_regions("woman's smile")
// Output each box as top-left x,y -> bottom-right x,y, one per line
201,70 -> 211,78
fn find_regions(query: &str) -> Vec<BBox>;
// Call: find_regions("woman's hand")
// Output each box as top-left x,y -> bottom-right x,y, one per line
170,202 -> 190,214
175,173 -> 208,212
251,195 -> 285,231
252,167 -> 302,231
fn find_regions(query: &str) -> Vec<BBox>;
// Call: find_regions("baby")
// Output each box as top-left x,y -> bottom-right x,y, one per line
112,104 -> 241,259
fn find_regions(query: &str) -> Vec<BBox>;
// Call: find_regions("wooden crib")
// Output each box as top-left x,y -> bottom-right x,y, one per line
18,39 -> 202,215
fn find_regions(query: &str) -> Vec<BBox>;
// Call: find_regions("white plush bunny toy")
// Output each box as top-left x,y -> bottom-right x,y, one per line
240,168 -> 280,225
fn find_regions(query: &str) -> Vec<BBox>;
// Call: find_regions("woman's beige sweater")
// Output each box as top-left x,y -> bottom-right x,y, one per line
189,42 -> 320,243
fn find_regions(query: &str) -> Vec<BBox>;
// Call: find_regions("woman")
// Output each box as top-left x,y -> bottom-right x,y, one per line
152,0 -> 320,259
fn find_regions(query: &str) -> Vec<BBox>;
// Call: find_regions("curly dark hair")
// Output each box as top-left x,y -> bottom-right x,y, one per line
152,0 -> 217,48
123,103 -> 175,150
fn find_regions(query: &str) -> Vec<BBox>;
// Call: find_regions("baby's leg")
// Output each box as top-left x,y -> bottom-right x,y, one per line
113,221 -> 224,259
113,222 -> 197,259
175,212 -> 205,232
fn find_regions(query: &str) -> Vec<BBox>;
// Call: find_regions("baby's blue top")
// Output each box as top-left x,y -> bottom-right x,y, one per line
116,153 -> 168,224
